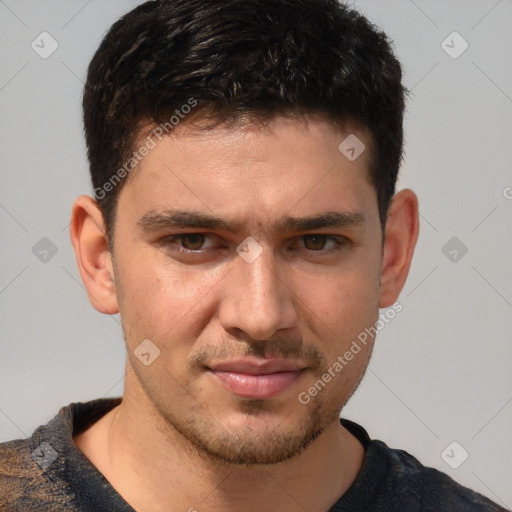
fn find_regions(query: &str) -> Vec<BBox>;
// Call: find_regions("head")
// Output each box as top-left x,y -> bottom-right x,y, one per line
71,0 -> 419,465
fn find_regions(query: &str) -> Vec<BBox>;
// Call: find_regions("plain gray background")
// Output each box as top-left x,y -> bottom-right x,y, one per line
1,0 -> 511,507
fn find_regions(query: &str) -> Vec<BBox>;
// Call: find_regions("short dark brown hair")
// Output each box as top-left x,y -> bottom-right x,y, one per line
83,0 -> 406,250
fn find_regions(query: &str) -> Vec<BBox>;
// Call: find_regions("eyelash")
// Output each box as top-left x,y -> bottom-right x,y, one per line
161,233 -> 349,256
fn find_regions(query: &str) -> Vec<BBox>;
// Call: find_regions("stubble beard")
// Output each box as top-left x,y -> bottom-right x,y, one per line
137,371 -> 345,466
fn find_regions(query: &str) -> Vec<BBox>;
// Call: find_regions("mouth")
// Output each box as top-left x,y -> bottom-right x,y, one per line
206,358 -> 307,399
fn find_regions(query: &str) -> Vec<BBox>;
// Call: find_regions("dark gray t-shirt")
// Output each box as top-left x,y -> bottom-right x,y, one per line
0,398 -> 508,511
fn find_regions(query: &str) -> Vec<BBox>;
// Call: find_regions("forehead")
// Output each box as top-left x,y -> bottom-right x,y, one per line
119,116 -> 377,228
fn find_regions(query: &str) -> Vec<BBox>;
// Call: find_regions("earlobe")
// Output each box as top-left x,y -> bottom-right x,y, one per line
69,195 -> 119,314
378,188 -> 420,308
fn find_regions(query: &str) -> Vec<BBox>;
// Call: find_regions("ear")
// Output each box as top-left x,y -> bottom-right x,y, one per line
69,195 -> 119,314
379,188 -> 420,307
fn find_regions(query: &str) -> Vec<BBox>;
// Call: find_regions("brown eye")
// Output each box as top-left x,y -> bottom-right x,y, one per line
303,235 -> 327,251
180,234 -> 205,250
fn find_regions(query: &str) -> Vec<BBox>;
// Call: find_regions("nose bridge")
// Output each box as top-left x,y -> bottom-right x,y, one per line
220,242 -> 297,339
242,245 -> 280,304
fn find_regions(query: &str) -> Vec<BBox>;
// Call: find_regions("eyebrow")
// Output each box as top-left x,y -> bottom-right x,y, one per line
137,209 -> 365,234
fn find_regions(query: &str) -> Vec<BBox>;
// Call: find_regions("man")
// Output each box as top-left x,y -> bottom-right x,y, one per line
0,0 -> 507,510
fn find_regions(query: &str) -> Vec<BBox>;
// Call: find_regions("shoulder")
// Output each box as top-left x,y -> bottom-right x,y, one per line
0,398 -> 122,511
0,437 -> 77,511
372,440 -> 508,511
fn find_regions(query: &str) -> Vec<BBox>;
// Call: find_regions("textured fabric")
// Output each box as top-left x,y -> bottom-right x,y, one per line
0,397 -> 508,512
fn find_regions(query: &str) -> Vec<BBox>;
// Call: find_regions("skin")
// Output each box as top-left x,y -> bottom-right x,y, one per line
70,116 -> 419,512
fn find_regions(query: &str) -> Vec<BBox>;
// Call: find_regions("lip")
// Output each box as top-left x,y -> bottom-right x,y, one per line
207,358 -> 307,399
208,358 -> 307,375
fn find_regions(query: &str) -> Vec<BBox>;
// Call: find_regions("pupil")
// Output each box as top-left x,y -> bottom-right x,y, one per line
304,235 -> 325,250
183,234 -> 204,250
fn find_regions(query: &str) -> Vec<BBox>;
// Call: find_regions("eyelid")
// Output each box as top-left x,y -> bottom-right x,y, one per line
161,233 -> 350,254
297,234 -> 348,251
162,233 -> 219,252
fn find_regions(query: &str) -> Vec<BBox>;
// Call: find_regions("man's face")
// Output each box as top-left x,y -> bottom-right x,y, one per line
111,117 -> 383,464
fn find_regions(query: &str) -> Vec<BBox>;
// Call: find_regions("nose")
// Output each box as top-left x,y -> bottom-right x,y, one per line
218,244 -> 298,341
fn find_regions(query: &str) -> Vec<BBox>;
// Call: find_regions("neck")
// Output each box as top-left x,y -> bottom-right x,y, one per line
74,370 -> 364,512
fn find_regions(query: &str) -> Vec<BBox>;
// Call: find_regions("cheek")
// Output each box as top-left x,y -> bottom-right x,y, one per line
115,250 -> 223,346
299,269 -> 379,397
293,260 -> 380,334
